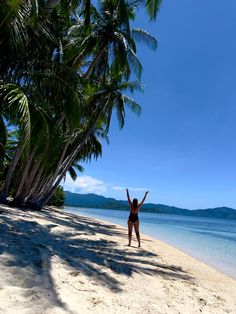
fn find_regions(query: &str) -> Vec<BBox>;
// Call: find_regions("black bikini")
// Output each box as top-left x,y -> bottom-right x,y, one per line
129,213 -> 139,223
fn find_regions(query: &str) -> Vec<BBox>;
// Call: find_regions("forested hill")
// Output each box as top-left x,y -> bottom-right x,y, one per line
64,191 -> 236,220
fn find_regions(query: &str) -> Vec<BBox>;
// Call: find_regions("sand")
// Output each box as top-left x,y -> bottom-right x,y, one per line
0,205 -> 235,314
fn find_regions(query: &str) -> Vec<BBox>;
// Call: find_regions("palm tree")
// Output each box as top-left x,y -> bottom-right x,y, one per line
22,1 -> 156,209
0,83 -> 31,202
0,0 -> 161,209
0,0 -> 81,205
37,71 -> 142,208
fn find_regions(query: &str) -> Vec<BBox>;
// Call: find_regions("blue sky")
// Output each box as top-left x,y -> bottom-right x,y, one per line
63,0 -> 236,209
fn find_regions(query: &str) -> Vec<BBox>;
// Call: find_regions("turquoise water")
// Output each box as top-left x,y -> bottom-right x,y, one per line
64,206 -> 236,279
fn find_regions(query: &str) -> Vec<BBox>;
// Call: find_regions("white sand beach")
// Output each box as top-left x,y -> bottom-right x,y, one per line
0,205 -> 236,314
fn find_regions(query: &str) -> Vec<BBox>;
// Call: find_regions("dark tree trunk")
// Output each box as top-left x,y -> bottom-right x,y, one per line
0,144 -> 23,203
11,152 -> 35,207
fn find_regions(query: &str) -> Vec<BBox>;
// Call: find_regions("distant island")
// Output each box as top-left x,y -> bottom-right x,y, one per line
64,191 -> 236,220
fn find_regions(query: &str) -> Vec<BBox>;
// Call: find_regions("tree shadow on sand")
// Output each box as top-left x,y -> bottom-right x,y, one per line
0,207 -> 194,311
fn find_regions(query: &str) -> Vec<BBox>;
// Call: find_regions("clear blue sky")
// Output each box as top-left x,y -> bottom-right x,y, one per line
64,0 -> 236,209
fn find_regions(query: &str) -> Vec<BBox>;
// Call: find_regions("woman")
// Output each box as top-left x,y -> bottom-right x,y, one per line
126,188 -> 149,247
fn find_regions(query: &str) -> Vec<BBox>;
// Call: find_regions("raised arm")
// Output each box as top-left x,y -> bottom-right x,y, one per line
126,188 -> 132,206
139,191 -> 149,208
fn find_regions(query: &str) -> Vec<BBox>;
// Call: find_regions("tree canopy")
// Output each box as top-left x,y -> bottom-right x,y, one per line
0,0 -> 161,209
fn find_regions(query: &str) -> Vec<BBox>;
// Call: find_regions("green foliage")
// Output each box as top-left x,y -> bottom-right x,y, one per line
49,186 -> 65,207
145,0 -> 162,20
0,0 -> 161,208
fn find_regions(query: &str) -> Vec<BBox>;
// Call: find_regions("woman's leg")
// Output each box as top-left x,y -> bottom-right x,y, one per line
127,220 -> 133,246
134,220 -> 141,247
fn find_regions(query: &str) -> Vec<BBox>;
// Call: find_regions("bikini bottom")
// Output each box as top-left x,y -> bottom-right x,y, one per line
128,213 -> 139,223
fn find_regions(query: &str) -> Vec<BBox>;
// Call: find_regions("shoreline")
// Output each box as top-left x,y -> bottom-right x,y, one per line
1,204 -> 236,313
141,231 -> 236,282
74,213 -> 236,281
64,206 -> 236,281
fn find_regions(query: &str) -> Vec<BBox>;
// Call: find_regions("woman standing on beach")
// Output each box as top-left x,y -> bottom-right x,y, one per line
126,188 -> 149,247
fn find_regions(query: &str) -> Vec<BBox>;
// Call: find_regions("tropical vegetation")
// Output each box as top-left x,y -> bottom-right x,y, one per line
0,0 -> 161,209
49,186 -> 65,207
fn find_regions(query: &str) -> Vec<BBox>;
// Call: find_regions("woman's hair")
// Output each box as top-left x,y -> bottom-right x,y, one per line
132,198 -> 138,209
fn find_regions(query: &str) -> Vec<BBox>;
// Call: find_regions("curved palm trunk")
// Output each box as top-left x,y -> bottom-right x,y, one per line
24,158 -> 41,195
38,136 -> 72,197
84,45 -> 106,79
12,151 -> 35,206
26,95 -> 109,210
31,175 -> 52,200
24,147 -> 50,199
39,100 -> 108,207
0,144 -> 23,203
29,174 -> 48,199
26,167 -> 45,199
26,173 -> 52,210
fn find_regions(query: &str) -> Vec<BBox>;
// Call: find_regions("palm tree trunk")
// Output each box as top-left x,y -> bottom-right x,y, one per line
32,175 -> 53,199
12,151 -> 35,206
38,136 -> 72,197
39,99 -> 109,207
26,174 -> 52,210
0,143 -> 23,203
24,159 -> 41,195
27,94 -> 110,209
24,147 -> 49,198
84,45 -> 106,79
26,167 -> 45,199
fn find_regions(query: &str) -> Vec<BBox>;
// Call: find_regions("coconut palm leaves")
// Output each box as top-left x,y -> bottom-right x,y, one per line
0,83 -> 31,142
145,0 -> 162,20
0,0 -> 161,208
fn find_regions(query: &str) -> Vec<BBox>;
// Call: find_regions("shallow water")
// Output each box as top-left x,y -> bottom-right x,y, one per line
64,206 -> 236,279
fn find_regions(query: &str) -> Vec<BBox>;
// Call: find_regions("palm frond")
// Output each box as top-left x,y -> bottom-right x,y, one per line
127,47 -> 143,80
119,80 -> 144,93
0,115 -> 7,158
131,28 -> 157,50
74,164 -> 84,172
31,0 -> 39,26
115,95 -> 125,128
68,166 -> 77,181
123,95 -> 142,116
1,83 -> 31,144
145,0 -> 162,20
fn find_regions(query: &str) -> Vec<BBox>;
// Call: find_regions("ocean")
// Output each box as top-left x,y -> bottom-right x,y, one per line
63,206 -> 236,279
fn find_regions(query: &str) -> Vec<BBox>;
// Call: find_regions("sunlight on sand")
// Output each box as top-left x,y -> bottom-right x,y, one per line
0,205 -> 236,313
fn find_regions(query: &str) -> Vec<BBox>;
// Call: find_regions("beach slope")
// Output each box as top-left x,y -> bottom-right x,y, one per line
0,205 -> 235,313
